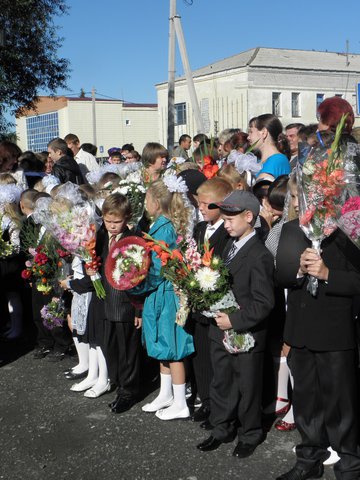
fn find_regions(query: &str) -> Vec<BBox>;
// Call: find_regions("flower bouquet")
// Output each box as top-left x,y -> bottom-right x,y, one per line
0,235 -> 15,259
32,182 -> 106,299
40,297 -> 66,330
21,241 -> 70,294
112,181 -> 146,226
105,236 -> 151,290
337,196 -> 360,248
144,234 -> 255,352
298,115 -> 348,295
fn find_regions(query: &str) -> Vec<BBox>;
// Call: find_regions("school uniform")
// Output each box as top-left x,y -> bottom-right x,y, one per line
208,231 -> 275,445
190,219 -> 229,410
276,219 -> 360,479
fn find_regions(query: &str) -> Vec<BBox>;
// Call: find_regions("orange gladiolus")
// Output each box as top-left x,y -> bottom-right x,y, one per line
41,278 -> 47,284
202,247 -> 214,266
170,249 -> 183,261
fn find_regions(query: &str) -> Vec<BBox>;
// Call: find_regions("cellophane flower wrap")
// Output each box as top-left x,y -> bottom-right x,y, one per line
0,214 -> 16,259
112,181 -> 146,227
105,236 -> 151,290
32,182 -> 106,299
297,115 -> 349,296
144,234 -> 255,352
40,297 -> 66,330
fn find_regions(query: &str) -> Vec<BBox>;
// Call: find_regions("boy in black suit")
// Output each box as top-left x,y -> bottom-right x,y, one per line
275,220 -> 360,480
189,178 -> 232,424
197,190 -> 274,458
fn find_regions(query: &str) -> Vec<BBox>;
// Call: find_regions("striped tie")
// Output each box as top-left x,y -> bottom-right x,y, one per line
225,240 -> 238,266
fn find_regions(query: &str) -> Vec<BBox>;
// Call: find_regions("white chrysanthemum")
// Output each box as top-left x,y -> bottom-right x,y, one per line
127,245 -> 144,266
194,267 -> 220,291
112,258 -> 125,284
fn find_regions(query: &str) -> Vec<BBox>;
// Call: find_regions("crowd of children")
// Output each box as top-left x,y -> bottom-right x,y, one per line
2,97 -> 360,480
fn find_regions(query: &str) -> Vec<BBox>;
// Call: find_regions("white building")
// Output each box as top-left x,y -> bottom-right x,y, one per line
16,96 -> 159,156
156,47 -> 360,144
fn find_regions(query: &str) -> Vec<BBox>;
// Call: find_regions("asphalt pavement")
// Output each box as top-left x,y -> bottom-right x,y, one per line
0,341 -> 337,480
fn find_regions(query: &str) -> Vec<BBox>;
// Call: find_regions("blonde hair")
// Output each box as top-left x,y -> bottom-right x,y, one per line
147,179 -> 192,237
0,173 -> 17,185
196,177 -> 233,200
218,164 -> 249,191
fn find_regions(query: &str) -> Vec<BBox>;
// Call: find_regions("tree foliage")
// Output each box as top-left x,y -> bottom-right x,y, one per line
0,0 -> 70,135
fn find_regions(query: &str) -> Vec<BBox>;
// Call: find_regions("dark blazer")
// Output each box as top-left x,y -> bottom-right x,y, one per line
52,155 -> 84,185
275,219 -> 360,351
192,221 -> 230,325
71,225 -> 138,323
209,232 -> 275,352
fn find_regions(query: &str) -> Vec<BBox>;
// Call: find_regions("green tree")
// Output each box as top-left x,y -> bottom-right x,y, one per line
0,0 -> 70,135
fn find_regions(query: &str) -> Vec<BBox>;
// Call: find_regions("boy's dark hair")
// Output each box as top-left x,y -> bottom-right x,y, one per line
193,133 -> 208,143
285,123 -> 304,132
267,174 -> 289,211
81,143 -> 97,156
102,193 -> 132,220
179,134 -> 191,145
121,143 -> 134,152
141,142 -> 168,167
47,138 -> 68,154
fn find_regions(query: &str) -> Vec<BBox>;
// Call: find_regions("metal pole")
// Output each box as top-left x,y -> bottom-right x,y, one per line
91,87 -> 97,146
173,14 -> 204,134
167,0 -> 176,153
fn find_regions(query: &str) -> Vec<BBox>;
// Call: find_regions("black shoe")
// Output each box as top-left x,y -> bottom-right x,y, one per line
47,351 -> 65,362
232,441 -> 258,458
191,404 -> 211,422
64,370 -> 88,380
276,464 -> 324,480
200,419 -> 213,431
111,396 -> 137,414
196,434 -> 234,452
109,394 -> 121,409
33,347 -> 51,359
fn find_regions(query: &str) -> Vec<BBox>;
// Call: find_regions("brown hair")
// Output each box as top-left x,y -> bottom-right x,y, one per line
250,114 -> 289,156
47,138 -> 68,155
141,142 -> 168,167
102,192 -> 132,220
218,164 -> 249,191
64,133 -> 80,145
0,173 -> 17,185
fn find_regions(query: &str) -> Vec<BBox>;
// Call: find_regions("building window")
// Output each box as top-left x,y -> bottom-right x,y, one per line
26,112 -> 59,152
316,93 -> 324,111
175,102 -> 186,125
125,119 -> 131,126
272,92 -> 281,116
291,92 -> 300,117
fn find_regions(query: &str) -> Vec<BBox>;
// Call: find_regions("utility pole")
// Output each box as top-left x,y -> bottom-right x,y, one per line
166,0 -> 204,151
91,86 -> 97,146
167,0 -> 176,153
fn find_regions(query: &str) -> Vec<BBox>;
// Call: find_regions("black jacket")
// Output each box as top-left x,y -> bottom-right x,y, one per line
275,219 -> 360,351
52,155 -> 84,185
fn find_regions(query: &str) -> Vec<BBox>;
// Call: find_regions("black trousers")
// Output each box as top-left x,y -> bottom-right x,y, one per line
103,320 -> 141,398
192,321 -> 213,406
209,339 -> 264,444
289,347 -> 360,479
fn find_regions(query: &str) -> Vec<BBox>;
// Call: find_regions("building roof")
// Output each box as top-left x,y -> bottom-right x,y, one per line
157,47 -> 360,85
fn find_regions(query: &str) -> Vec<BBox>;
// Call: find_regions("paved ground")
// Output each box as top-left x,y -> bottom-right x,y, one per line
0,341 -> 337,480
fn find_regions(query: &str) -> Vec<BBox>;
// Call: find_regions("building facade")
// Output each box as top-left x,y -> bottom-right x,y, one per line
156,47 -> 360,144
16,96 -> 159,156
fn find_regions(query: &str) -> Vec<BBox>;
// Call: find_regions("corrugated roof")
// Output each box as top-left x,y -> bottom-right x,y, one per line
157,47 -> 360,84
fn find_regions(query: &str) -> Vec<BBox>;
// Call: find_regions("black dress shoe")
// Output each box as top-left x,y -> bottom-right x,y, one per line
191,404 -> 211,422
200,419 -> 213,430
64,370 -> 88,380
111,396 -> 137,414
276,464 -> 324,480
33,346 -> 51,359
232,441 -> 258,458
108,394 -> 121,409
197,436 -> 222,452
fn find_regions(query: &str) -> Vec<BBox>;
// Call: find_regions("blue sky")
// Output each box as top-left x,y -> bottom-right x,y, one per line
53,0 -> 360,104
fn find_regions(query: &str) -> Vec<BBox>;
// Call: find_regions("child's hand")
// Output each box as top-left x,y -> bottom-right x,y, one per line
59,278 -> 69,290
215,312 -> 232,330
134,317 -> 142,329
86,268 -> 97,277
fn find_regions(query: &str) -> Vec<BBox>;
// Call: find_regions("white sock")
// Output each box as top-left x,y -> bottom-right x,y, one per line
72,338 -> 89,374
6,292 -> 23,338
73,347 -> 98,389
172,383 -> 187,410
91,347 -> 109,391
152,373 -> 173,404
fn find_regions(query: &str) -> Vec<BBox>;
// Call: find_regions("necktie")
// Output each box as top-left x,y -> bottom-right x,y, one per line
225,239 -> 238,266
109,235 -> 117,248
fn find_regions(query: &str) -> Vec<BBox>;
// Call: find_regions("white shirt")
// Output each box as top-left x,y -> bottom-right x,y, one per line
74,149 -> 99,179
204,218 -> 224,242
229,230 -> 256,258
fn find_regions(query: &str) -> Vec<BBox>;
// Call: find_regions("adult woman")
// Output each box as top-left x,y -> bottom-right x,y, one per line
248,114 -> 291,180
141,142 -> 168,184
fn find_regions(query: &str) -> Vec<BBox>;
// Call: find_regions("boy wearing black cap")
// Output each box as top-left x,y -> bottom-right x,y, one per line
196,190 -> 275,458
